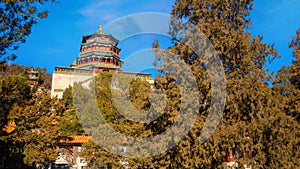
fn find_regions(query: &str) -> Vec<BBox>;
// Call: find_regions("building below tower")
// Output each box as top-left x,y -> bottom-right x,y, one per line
51,26 -> 153,98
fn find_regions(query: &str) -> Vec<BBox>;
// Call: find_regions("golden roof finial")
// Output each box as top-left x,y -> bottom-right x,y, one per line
99,25 -> 103,33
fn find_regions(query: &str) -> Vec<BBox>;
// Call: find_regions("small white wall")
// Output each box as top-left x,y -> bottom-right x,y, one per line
51,72 -> 93,98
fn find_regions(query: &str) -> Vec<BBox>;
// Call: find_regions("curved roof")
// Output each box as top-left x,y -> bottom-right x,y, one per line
81,32 -> 119,45
58,135 -> 90,145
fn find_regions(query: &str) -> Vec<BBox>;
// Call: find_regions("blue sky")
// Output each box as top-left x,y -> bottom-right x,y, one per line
11,0 -> 300,74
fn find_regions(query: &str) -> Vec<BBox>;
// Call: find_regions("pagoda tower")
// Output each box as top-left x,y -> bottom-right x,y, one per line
76,25 -> 123,73
51,25 -> 152,98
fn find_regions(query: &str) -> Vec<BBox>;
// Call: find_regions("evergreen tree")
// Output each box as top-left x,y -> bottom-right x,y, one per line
0,64 -> 54,168
59,85 -> 85,136
62,85 -> 74,109
0,74 -> 32,168
267,29 -> 300,168
274,28 -> 300,120
0,74 -> 32,131
0,64 -> 51,131
0,0 -> 56,61
148,0 -> 299,168
75,72 -> 152,168
8,89 -> 63,169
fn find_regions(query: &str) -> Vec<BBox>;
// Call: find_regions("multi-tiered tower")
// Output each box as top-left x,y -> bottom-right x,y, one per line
51,26 -> 152,98
76,25 -> 123,73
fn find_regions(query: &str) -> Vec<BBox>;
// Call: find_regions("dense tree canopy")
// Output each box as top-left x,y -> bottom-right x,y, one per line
0,0 -> 299,168
0,64 -> 57,169
274,29 -> 300,121
146,0 -> 299,168
74,2 -> 299,168
8,89 -> 63,168
0,64 -> 51,130
0,74 -> 32,129
72,72 -> 153,168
